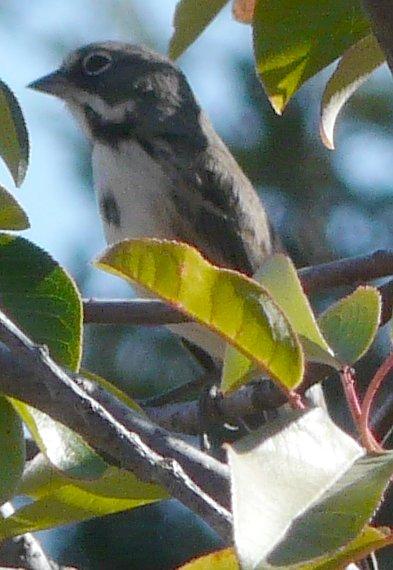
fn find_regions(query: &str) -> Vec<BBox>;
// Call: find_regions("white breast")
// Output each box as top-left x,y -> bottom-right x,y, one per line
92,139 -> 177,245
92,138 -> 226,360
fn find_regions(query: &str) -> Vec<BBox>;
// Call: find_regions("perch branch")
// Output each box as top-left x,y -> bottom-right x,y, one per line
0,310 -> 231,541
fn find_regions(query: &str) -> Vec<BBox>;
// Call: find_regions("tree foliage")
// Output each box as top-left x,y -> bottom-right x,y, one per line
0,1 -> 392,569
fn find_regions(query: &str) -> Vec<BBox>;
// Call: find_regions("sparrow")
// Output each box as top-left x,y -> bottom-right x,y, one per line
28,41 -> 278,359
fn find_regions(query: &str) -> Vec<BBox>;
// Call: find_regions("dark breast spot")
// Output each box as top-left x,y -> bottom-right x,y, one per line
100,192 -> 121,227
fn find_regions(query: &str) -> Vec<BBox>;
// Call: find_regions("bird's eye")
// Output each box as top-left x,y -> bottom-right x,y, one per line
82,52 -> 112,76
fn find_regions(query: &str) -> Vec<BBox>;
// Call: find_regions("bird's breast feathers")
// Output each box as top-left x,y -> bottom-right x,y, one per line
92,138 -> 178,245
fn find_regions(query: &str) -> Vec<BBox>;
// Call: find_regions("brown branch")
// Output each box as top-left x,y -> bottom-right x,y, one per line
84,298 -> 188,325
83,250 -> 393,326
145,365 -> 330,435
299,249 -> 393,293
0,310 -> 231,541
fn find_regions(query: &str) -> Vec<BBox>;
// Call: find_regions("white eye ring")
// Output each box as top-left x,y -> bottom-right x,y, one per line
82,51 -> 112,76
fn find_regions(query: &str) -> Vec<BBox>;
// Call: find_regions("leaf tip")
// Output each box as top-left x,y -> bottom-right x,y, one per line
319,120 -> 335,150
269,95 -> 284,115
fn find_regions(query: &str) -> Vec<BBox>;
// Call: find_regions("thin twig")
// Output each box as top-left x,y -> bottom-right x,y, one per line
359,352 -> 393,452
299,249 -> 393,293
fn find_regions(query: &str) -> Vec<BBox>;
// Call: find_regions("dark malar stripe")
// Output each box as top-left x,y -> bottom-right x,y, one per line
84,104 -> 135,145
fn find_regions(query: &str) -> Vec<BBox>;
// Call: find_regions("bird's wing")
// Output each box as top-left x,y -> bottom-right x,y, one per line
133,113 -> 274,275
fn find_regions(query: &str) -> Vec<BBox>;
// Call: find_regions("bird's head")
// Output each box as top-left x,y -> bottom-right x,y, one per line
28,41 -> 200,141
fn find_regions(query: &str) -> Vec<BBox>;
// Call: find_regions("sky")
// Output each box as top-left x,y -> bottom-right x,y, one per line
1,0 -> 393,298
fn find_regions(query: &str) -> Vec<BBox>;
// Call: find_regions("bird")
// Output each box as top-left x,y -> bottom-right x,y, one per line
28,41 -> 279,360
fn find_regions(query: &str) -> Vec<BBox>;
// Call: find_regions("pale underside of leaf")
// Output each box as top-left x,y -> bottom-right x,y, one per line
268,453 -> 393,566
228,407 -> 363,569
320,34 -> 385,149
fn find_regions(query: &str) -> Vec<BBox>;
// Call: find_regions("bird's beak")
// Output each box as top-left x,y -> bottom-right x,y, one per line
27,69 -> 69,98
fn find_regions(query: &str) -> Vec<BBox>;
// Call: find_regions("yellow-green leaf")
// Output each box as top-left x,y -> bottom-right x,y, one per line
222,255 -> 335,392
96,239 -> 303,392
300,526 -> 393,569
20,452 -> 166,503
81,368 -> 143,414
169,0 -> 228,59
0,80 -> 29,186
6,453 -> 166,539
178,529 -> 393,569
318,286 -> 381,365
12,401 -> 107,481
320,34 -> 385,149
179,547 -> 239,569
253,0 -> 370,114
14,369 -> 143,481
0,185 -> 29,230
0,484 -> 160,540
0,396 -> 25,504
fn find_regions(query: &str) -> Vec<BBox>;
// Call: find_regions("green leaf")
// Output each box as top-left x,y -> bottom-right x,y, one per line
12,401 -> 107,480
0,185 -> 29,230
20,452 -> 166,502
12,367 -> 144,482
179,528 -> 393,569
179,547 -> 239,569
0,396 -> 25,504
96,239 -> 303,392
169,0 -> 228,59
3,452 -> 166,538
0,483 -> 161,540
0,233 -> 82,370
318,286 -> 381,365
81,368 -> 143,414
222,255 -> 336,392
228,407 -> 364,569
300,526 -> 393,569
0,234 -> 92,477
268,454 -> 393,567
320,34 -> 385,149
253,0 -> 370,114
12,369 -> 143,481
0,80 -> 29,186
